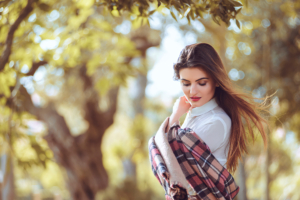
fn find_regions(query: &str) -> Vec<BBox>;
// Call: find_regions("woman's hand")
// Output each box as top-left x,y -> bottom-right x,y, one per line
172,96 -> 192,117
166,96 -> 192,133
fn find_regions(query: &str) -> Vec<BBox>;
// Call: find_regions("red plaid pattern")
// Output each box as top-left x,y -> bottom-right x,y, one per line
148,121 -> 239,200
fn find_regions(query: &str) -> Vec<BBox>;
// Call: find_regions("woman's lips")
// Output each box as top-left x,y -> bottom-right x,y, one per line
191,97 -> 201,102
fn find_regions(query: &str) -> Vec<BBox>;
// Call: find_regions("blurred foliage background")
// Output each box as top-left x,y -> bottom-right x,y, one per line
0,0 -> 300,199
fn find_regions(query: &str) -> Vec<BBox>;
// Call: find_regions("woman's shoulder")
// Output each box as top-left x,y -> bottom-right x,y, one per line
210,106 -> 232,126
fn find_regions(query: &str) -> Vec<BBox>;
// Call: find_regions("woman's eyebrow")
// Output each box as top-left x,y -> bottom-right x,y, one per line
180,77 -> 209,82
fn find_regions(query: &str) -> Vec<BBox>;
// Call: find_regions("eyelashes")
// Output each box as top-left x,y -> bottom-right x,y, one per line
183,83 -> 207,86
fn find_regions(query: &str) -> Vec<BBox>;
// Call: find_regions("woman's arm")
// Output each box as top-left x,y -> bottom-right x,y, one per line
194,114 -> 231,153
165,96 -> 191,133
165,113 -> 180,133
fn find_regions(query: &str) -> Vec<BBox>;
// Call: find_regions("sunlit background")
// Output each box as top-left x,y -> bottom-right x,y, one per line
0,0 -> 300,199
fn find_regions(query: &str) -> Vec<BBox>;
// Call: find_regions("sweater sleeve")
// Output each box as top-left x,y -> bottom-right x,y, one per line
194,114 -> 231,153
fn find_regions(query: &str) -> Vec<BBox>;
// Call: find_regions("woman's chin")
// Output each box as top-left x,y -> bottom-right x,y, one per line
191,102 -> 205,107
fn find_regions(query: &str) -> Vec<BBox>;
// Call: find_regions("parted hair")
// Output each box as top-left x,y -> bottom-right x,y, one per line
173,43 -> 271,173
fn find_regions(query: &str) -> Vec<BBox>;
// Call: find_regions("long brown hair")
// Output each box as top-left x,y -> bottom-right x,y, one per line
173,43 -> 271,173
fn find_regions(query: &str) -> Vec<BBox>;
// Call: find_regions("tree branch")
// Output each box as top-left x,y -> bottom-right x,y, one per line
76,64 -> 120,143
103,86 -> 119,125
15,86 -> 74,149
25,61 -> 48,76
0,0 -> 35,72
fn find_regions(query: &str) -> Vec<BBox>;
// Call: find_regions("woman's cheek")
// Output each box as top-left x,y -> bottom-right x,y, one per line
181,87 -> 188,95
200,85 -> 208,94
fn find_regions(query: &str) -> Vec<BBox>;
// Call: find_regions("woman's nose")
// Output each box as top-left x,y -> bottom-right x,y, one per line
190,83 -> 198,95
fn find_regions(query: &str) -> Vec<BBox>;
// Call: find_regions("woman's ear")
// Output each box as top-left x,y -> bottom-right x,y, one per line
213,79 -> 219,87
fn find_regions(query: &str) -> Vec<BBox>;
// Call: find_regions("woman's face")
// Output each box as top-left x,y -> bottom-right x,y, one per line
179,67 -> 218,108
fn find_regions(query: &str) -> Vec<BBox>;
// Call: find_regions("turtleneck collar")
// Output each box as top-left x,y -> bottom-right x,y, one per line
188,97 -> 219,117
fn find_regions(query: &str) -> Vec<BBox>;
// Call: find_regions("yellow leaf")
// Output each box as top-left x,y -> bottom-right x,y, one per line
95,78 -> 110,96
0,26 -> 9,42
170,11 -> 177,22
0,97 -> 6,105
76,0 -> 94,8
111,9 -> 119,17
132,17 -> 143,29
0,68 -> 16,97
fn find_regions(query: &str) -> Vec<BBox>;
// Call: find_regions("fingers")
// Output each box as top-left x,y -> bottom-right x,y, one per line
179,96 -> 187,102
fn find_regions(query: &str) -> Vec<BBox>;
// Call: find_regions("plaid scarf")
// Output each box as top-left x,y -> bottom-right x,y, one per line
148,117 -> 239,200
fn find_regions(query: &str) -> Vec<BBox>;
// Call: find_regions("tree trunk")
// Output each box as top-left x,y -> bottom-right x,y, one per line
121,27 -> 160,181
237,156 -> 247,200
15,75 -> 119,199
1,154 -> 15,200
263,13 -> 272,200
45,134 -> 108,200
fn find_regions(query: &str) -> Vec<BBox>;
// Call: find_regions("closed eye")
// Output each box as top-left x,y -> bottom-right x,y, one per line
183,83 -> 206,86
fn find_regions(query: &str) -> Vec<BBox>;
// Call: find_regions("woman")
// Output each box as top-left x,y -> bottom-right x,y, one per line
165,42 -> 270,174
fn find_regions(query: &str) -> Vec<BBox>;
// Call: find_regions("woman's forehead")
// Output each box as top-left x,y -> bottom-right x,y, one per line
179,67 -> 210,80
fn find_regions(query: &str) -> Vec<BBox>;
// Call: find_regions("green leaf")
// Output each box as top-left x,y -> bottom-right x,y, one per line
37,3 -> 52,12
140,17 -> 146,26
195,8 -> 203,18
187,14 -> 191,25
236,19 -> 240,29
139,6 -> 143,16
147,18 -> 150,27
219,5 -> 224,14
190,9 -> 195,20
170,11 -> 178,21
231,0 -> 243,7
95,78 -> 110,96
148,9 -> 156,15
212,15 -> 220,25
